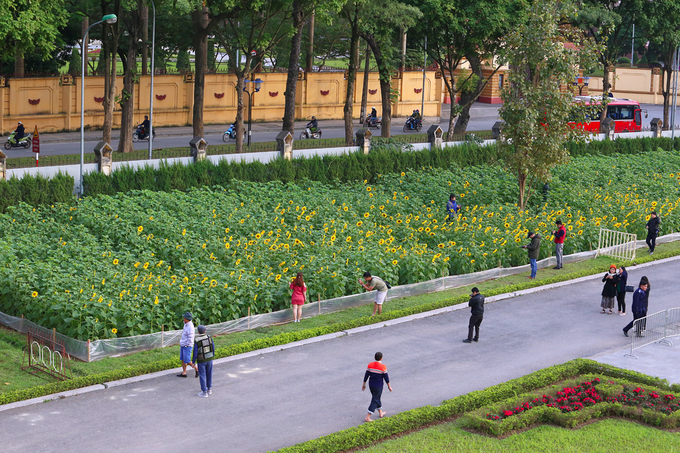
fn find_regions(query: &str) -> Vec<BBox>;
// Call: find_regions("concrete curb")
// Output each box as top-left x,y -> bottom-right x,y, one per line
4,254 -> 678,411
0,384 -> 106,412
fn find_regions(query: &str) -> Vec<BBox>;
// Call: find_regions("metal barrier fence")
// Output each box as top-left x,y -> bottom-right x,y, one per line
597,228 -> 637,262
625,308 -> 679,359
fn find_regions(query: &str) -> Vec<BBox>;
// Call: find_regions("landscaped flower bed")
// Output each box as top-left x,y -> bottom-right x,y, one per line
463,374 -> 680,436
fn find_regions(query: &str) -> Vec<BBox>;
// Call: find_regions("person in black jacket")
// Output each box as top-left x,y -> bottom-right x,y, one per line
623,277 -> 649,337
600,264 -> 619,314
463,287 -> 484,343
645,212 -> 660,254
616,266 -> 628,316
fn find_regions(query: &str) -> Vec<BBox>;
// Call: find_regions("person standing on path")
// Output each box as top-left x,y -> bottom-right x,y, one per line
179,312 -> 199,378
521,232 -> 541,279
616,266 -> 628,316
362,352 -> 392,422
645,212 -> 661,254
191,325 -> 215,397
600,265 -> 619,314
623,277 -> 649,337
462,287 -> 484,343
359,272 -> 389,316
290,272 -> 307,323
552,220 -> 566,269
446,194 -> 461,221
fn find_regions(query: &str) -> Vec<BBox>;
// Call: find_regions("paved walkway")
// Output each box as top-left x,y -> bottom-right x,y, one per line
2,258 -> 679,453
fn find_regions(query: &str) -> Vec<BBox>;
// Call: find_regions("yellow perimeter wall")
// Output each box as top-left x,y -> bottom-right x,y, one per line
0,71 -> 441,134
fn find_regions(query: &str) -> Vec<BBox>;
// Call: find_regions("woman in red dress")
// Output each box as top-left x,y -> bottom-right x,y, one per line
290,272 -> 307,322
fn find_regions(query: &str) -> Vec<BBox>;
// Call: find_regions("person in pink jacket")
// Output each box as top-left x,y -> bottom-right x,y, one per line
290,272 -> 307,322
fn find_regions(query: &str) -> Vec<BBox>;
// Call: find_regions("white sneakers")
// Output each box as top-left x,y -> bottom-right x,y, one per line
197,392 -> 208,398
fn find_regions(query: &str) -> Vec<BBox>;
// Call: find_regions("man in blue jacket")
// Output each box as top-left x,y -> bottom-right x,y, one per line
623,278 -> 649,337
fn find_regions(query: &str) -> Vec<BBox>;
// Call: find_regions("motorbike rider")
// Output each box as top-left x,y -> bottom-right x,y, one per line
138,115 -> 150,139
306,116 -> 318,133
14,121 -> 25,144
369,107 -> 378,125
411,109 -> 422,122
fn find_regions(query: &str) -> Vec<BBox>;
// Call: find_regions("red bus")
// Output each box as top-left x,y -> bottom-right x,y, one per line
571,96 -> 646,133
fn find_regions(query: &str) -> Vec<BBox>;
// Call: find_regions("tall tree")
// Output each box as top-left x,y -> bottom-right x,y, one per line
410,0 -> 522,138
215,0 -> 291,151
117,0 -> 144,153
0,0 -> 68,76
498,1 -> 601,210
341,0 -> 363,144
190,1 -> 240,138
359,0 -> 421,138
100,0 -> 122,145
282,0 -> 307,133
643,0 -> 680,129
574,0 -> 643,120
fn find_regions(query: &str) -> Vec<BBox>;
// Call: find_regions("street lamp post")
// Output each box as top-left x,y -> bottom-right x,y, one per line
572,75 -> 590,96
80,13 -> 117,197
243,78 -> 262,147
148,0 -> 156,159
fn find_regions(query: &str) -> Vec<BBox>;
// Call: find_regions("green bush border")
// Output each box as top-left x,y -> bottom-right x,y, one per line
1,246 -> 678,407
275,360 -> 680,453
461,374 -> 680,436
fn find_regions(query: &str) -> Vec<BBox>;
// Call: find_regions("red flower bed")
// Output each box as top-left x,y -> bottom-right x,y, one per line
486,378 -> 680,421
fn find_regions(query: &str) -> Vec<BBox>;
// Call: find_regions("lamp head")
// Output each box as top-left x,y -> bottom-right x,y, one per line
103,14 -> 117,24
254,78 -> 262,92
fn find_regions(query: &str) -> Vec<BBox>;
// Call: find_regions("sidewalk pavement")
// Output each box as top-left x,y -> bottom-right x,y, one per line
2,258 -> 678,453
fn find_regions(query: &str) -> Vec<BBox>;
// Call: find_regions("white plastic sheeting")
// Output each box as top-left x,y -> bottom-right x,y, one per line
1,233 -> 678,361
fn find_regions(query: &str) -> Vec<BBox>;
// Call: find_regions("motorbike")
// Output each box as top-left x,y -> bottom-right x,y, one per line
403,117 -> 423,132
222,124 -> 246,142
131,126 -> 156,142
4,131 -> 32,150
363,116 -> 382,129
299,127 -> 322,140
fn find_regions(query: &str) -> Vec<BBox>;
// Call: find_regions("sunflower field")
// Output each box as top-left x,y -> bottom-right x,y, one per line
1,148 -> 678,340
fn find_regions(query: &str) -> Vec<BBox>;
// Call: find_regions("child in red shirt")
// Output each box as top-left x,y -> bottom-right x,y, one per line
362,351 -> 393,422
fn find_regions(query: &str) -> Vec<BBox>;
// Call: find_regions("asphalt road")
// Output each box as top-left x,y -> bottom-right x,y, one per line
2,258 -> 678,453
3,103 -> 668,159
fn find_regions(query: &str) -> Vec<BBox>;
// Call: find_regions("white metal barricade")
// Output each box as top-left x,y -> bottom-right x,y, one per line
597,228 -> 637,262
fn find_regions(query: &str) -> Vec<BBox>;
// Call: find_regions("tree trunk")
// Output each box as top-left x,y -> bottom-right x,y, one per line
101,3 -> 120,145
363,33 -> 391,138
306,10 -> 315,73
360,42 -> 370,123
283,0 -> 304,133
599,64 -> 611,122
141,5 -> 148,76
235,74 -> 246,152
453,55 -> 485,134
343,21 -> 360,145
663,66 -> 672,130
14,45 -> 24,78
518,170 -> 527,210
192,6 -> 209,138
118,1 -> 142,153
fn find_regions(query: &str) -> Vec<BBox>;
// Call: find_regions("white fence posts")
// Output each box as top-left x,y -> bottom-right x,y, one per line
597,228 -> 637,262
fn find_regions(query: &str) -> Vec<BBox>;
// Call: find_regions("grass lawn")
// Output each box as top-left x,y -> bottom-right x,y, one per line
358,418 -> 680,452
2,241 -> 679,398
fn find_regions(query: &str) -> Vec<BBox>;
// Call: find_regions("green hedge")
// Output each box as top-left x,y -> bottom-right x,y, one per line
0,172 -> 74,213
82,137 -> 680,198
276,361 -> 680,453
462,374 -> 680,436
